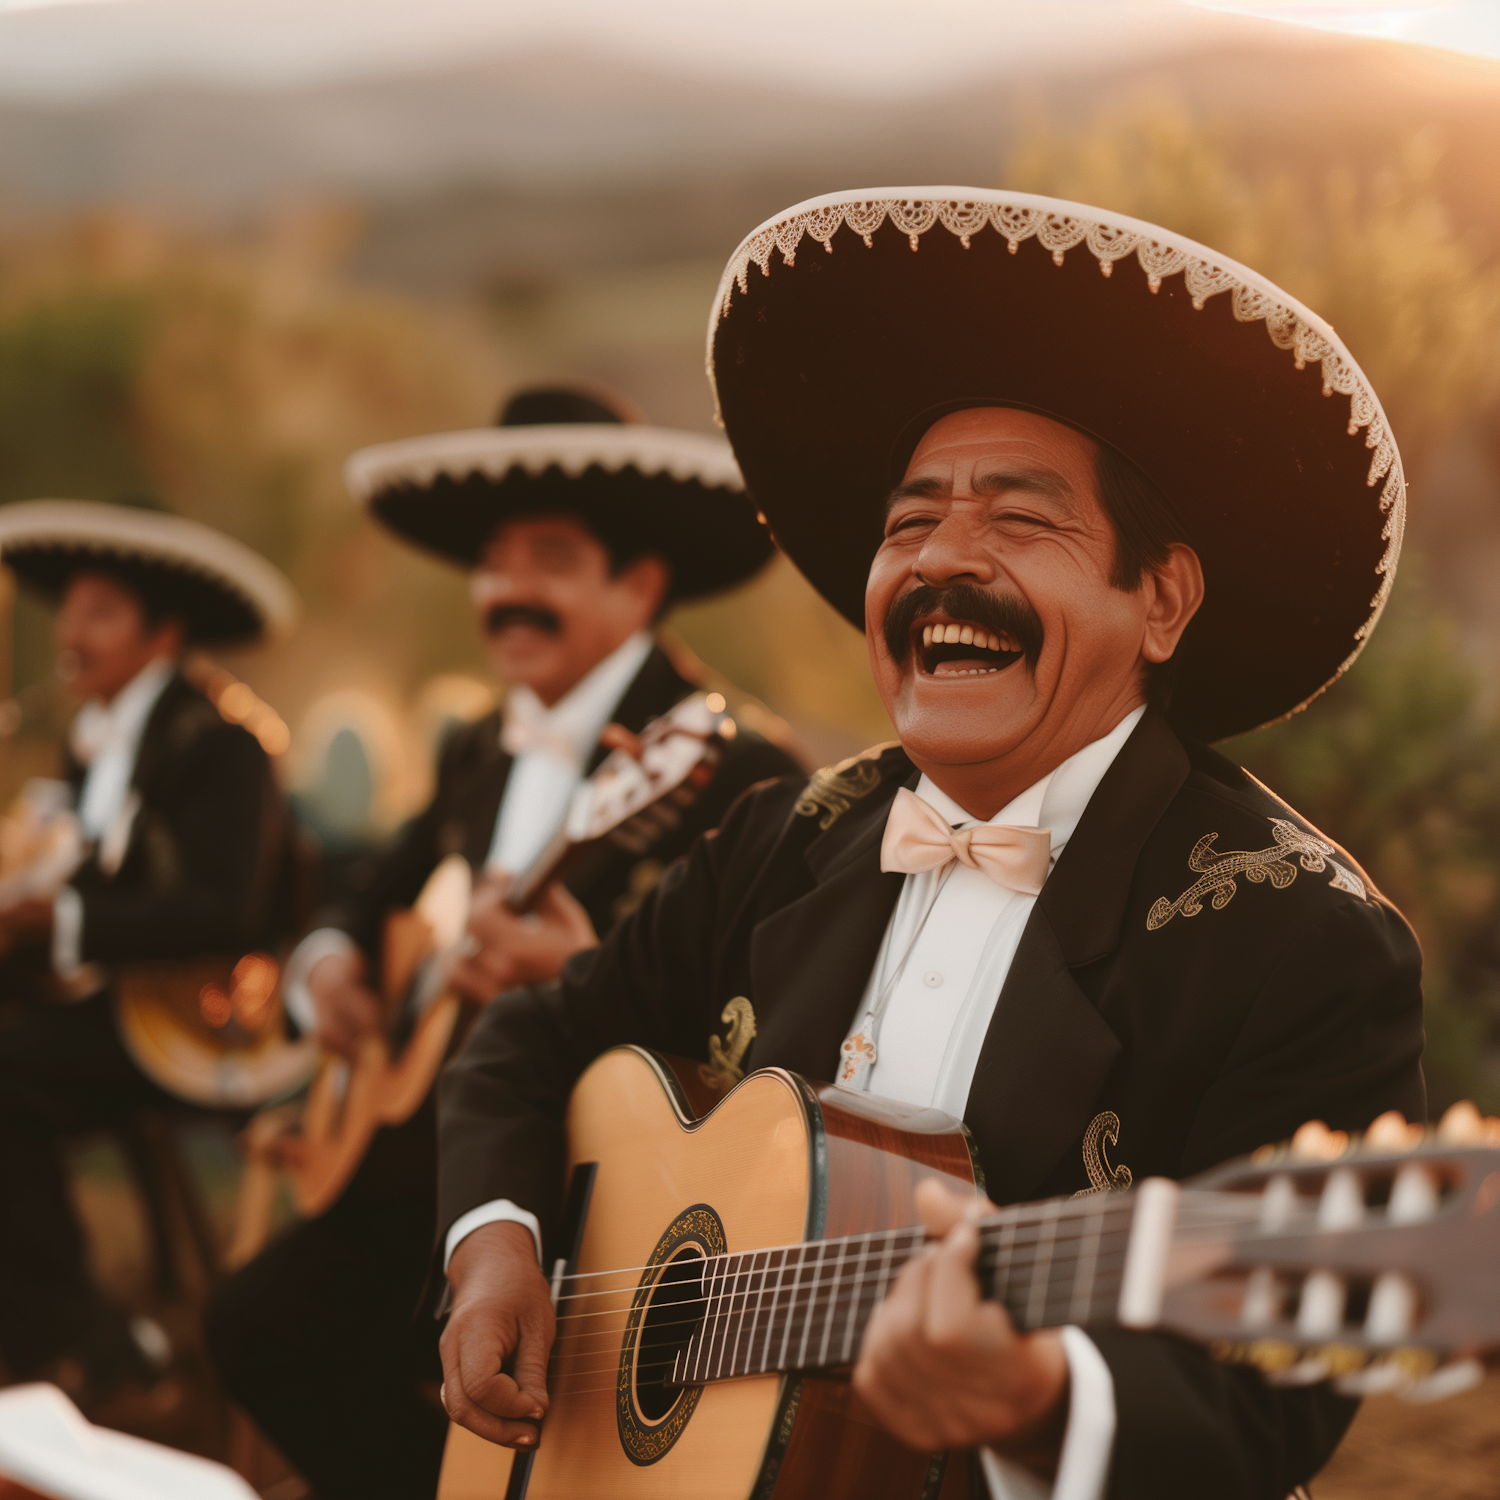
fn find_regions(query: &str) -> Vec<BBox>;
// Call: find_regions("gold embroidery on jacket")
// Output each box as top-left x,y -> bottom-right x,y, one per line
1074,1111 -> 1133,1196
699,996 -> 757,1092
793,749 -> 889,831
1147,818 -> 1367,932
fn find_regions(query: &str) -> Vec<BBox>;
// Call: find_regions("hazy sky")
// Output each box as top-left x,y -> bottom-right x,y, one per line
0,0 -> 1493,98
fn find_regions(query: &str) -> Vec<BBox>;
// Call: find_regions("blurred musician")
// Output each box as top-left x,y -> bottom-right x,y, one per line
0,501 -> 296,1404
205,386 -> 800,1500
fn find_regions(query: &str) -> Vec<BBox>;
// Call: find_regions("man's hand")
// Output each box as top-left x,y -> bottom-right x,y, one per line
853,1177 -> 1070,1476
306,949 -> 383,1058
440,1220 -> 556,1449
0,896 -> 55,960
447,878 -> 598,1005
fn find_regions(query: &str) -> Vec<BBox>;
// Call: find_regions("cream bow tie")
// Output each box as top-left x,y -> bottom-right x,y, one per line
880,786 -> 1052,894
500,690 -> 583,764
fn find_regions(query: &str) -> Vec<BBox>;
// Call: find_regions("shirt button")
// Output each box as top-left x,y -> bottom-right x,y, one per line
922,970 -> 944,989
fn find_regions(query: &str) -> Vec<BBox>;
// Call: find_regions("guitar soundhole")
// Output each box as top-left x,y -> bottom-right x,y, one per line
616,1202 -> 725,1466
635,1249 -> 707,1421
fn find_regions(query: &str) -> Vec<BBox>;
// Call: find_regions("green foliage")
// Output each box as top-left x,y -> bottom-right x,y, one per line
0,290 -> 151,506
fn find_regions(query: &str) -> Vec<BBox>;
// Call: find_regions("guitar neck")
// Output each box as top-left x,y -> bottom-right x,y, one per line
673,1191 -> 1150,1385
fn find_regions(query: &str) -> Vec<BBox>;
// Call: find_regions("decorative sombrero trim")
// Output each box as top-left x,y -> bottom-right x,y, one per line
0,501 -> 300,643
707,188 -> 1405,691
344,424 -> 744,503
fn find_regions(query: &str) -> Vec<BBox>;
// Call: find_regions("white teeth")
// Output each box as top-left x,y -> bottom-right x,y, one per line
922,625 -> 932,647
944,623 -> 961,644
989,633 -> 1002,651
958,625 -> 974,645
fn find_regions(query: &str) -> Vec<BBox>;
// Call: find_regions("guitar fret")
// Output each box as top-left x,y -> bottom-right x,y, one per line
839,1231 -> 874,1364
793,1240 -> 828,1368
1070,1200 -> 1106,1325
775,1244 -> 806,1372
729,1250 -> 767,1378
758,1248 -> 786,1373
814,1238 -> 849,1368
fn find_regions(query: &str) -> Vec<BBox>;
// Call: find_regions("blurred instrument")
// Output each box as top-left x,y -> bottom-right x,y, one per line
289,692 -> 736,1218
438,1047 -> 1500,1500
0,779 -> 315,1108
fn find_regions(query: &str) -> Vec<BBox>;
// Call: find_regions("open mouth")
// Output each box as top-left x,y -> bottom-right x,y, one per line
914,617 -> 1025,678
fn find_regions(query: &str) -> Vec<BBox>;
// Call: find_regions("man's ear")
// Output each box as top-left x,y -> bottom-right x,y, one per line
619,553 -> 672,623
148,616 -> 188,661
1141,544 -> 1205,665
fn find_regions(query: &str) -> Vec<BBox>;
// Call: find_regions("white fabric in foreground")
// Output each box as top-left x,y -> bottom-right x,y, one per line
0,1383 -> 258,1500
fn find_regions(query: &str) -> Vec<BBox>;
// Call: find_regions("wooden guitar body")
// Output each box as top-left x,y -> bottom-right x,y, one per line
438,1046 -> 980,1500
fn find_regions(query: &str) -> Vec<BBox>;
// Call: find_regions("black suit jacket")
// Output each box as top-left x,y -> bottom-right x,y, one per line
64,672 -> 286,963
438,707 -> 1425,1499
319,644 -> 801,986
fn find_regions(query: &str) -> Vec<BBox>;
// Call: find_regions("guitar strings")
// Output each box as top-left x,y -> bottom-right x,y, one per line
546,1235 -> 1134,1348
546,1214 -> 1134,1323
547,1206 -> 1137,1310
543,1203 -> 1138,1289
541,1237 -> 1135,1372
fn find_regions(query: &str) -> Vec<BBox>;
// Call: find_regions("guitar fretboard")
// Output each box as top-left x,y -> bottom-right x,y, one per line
671,1192 -> 1139,1386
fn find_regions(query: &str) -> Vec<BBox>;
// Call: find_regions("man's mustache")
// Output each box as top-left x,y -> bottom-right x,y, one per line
882,583 -> 1045,671
482,603 -> 562,637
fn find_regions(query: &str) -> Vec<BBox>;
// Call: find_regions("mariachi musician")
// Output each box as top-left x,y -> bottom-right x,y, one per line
436,195 -> 1426,1499
206,386 -> 801,1500
0,500 -> 297,1403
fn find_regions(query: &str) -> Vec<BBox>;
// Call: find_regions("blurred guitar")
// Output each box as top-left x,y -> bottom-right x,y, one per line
0,780 -> 315,1109
438,1046 -> 1500,1500
289,693 -> 737,1218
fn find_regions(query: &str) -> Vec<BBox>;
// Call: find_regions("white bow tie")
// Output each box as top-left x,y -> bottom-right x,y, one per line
880,786 -> 1052,895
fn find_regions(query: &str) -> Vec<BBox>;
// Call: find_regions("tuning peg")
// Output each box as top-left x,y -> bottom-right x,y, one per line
1363,1110 -> 1423,1152
1437,1101 -> 1485,1144
1291,1120 -> 1349,1161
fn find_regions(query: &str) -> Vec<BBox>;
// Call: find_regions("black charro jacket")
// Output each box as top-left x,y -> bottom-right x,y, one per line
64,672 -> 287,963
438,706 -> 1425,1500
320,644 -> 802,989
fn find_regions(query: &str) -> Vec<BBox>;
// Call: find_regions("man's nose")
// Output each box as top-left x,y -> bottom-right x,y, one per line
913,513 -> 997,587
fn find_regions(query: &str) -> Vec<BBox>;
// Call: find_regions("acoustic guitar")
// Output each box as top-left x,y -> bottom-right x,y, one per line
437,1045 -> 1500,1500
287,693 -> 736,1218
0,780 -> 316,1109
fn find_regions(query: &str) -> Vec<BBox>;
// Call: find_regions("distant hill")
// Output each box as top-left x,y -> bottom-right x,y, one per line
0,36 -> 1494,293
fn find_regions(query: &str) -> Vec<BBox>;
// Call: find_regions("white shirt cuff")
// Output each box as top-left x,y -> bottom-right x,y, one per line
980,1327 -> 1115,1500
52,886 -> 84,976
444,1200 -> 543,1271
281,927 -> 359,1035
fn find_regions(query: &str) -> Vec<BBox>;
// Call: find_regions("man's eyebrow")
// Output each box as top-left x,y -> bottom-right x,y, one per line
885,466 -> 1074,513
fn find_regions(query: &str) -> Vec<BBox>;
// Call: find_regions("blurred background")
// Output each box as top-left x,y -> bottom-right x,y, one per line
0,0 -> 1497,1492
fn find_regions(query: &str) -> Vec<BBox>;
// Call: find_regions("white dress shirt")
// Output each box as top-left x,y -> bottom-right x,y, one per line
52,656 -> 177,977
840,706 -> 1144,1500
283,631 -> 655,1033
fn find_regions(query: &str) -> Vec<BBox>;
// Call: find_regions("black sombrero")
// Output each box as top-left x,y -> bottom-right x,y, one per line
708,188 -> 1406,743
0,500 -> 299,646
344,386 -> 774,605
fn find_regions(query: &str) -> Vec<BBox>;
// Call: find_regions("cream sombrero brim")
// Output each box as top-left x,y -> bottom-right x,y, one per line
344,425 -> 744,501
0,501 -> 300,645
344,424 -> 773,601
707,187 -> 1405,743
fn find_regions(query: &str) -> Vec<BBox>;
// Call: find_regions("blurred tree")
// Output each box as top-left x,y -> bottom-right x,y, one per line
1230,575 -> 1500,1113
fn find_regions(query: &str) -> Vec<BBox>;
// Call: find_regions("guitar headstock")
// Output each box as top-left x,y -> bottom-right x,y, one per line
564,693 -> 732,852
1163,1105 -> 1500,1399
